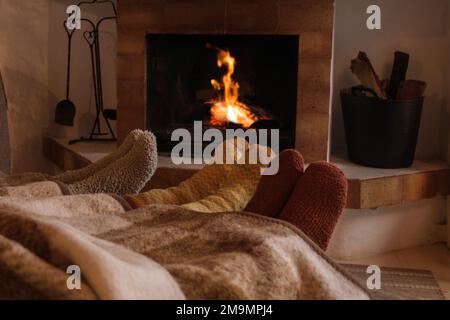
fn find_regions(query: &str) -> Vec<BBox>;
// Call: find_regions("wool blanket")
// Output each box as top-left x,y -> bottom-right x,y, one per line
0,181 -> 370,300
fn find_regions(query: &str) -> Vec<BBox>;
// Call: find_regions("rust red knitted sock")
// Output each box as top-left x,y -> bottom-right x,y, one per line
278,161 -> 348,251
245,149 -> 304,218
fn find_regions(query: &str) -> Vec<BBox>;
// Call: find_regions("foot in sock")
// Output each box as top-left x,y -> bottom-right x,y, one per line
124,138 -> 261,210
245,149 -> 304,217
67,130 -> 158,195
124,162 -> 263,212
278,161 -> 348,251
124,163 -> 234,208
54,129 -> 143,184
181,163 -> 262,213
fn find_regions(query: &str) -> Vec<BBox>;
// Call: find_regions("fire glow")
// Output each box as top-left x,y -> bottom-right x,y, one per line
207,45 -> 267,128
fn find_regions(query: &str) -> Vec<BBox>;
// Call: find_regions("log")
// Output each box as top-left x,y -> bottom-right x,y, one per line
350,51 -> 387,99
396,80 -> 427,100
388,51 -> 410,99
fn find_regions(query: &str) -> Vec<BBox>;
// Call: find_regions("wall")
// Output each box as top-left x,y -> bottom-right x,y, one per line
0,0 -> 52,173
332,0 -> 450,161
446,9 -> 450,246
328,197 -> 447,259
0,68 -> 10,173
48,0 -> 117,140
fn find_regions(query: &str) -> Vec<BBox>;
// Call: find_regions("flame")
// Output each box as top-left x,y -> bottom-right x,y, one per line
207,45 -> 261,128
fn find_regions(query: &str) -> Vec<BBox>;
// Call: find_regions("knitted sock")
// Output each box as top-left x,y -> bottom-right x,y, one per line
245,149 -> 304,217
124,163 -> 235,208
181,164 -> 262,213
278,161 -> 348,251
124,138 -> 256,209
124,162 -> 263,212
67,131 -> 158,195
124,139 -> 271,212
55,129 -> 143,184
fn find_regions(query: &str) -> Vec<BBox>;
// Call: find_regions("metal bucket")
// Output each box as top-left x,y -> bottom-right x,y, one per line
341,87 -> 423,169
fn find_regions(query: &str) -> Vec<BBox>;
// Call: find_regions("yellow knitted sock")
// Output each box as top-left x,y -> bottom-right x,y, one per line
124,163 -> 262,212
124,164 -> 235,208
124,141 -> 272,212
181,164 -> 262,212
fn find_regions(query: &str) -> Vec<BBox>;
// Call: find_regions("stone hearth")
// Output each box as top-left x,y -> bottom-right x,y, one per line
116,0 -> 334,162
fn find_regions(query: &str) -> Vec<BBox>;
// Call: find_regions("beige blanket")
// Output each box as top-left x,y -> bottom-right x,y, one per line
0,172 -> 50,187
0,182 -> 370,300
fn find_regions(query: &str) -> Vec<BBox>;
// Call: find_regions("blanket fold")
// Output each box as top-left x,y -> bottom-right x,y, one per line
0,193 -> 369,300
0,180 -> 67,198
0,196 -> 184,300
0,173 -> 50,188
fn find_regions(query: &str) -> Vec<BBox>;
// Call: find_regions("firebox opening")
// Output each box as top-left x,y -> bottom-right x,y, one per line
147,34 -> 299,152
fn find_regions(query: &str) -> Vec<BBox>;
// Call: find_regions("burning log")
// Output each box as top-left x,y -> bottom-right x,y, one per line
206,45 -> 271,128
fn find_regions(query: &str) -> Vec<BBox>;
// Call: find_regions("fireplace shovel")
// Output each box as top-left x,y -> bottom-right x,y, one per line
55,23 -> 76,126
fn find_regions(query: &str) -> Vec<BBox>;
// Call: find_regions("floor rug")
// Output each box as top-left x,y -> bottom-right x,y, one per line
341,264 -> 445,300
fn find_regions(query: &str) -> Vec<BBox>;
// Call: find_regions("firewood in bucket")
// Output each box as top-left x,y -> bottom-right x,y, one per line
350,51 -> 388,99
396,80 -> 427,100
380,79 -> 389,94
388,51 -> 410,99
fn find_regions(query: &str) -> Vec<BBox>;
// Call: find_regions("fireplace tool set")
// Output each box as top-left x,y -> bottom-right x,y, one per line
54,0 -> 118,144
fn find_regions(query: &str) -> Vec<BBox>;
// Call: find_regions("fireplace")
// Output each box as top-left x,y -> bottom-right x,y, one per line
147,34 -> 299,151
117,0 -> 334,162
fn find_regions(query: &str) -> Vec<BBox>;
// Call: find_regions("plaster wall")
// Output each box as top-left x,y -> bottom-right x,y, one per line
0,0 -> 52,173
328,197 -> 447,259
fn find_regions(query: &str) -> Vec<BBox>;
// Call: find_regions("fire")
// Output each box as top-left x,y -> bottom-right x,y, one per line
207,45 -> 261,128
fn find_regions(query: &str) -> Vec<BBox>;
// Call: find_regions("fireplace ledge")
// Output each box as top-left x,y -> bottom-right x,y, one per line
43,136 -> 450,209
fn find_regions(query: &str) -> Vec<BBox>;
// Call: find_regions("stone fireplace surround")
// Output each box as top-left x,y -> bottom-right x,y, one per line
117,0 -> 334,163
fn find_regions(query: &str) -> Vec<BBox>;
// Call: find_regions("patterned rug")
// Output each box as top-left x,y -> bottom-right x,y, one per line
341,264 -> 445,300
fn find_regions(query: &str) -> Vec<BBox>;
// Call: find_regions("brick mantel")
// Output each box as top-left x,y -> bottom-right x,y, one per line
117,0 -> 334,162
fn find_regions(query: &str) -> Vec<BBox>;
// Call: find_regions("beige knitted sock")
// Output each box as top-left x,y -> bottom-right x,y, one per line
67,131 -> 158,195
55,129 -> 144,184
